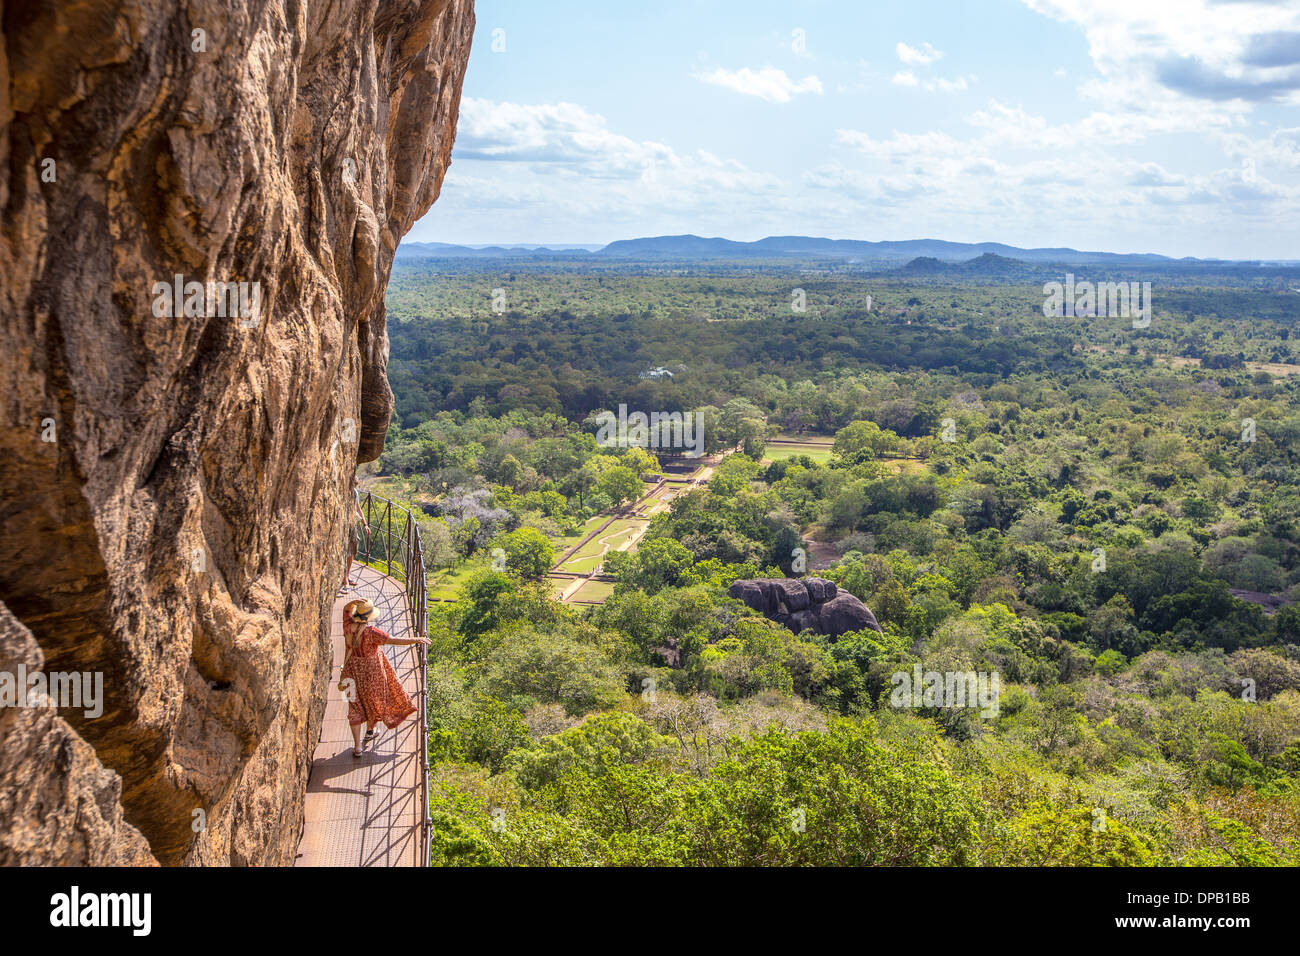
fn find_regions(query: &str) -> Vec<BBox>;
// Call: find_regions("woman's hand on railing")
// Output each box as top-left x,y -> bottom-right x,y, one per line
387,635 -> 431,647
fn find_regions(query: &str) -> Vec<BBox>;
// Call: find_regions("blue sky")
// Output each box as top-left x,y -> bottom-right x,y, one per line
410,0 -> 1300,259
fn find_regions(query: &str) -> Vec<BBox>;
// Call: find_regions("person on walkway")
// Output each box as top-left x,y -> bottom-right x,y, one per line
338,598 -> 429,757
340,492 -> 368,595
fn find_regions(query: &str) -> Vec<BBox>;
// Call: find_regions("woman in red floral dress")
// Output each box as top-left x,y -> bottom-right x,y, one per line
339,598 -> 429,756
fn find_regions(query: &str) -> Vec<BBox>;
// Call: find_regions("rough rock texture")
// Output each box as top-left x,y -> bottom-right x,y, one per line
728,578 -> 883,638
0,601 -> 155,865
0,0 -> 474,865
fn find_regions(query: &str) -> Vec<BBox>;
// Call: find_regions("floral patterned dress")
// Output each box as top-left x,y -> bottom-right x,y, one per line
341,619 -> 416,729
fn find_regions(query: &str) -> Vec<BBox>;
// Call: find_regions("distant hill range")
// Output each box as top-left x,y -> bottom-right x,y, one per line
397,234 -> 1298,270
898,252 -> 1030,275
397,241 -> 604,258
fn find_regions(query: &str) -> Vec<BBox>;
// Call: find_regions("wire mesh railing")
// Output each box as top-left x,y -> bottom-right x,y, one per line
355,489 -> 431,866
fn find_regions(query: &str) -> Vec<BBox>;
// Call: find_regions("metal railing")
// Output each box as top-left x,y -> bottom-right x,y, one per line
355,489 -> 431,866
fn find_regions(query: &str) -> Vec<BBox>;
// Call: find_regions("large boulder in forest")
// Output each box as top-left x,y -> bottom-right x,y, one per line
727,577 -> 883,639
815,593 -> 882,637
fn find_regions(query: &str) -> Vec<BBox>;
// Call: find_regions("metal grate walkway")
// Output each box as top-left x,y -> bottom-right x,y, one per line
294,563 -> 424,866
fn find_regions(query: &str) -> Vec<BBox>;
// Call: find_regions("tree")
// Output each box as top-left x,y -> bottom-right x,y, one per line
829,481 -> 869,530
421,516 -> 457,570
458,570 -> 516,638
991,806 -> 1155,866
1087,594 -> 1139,655
833,420 -> 900,463
562,462 -> 599,511
718,398 -> 767,449
497,527 -> 555,578
771,525 -> 804,573
381,437 -> 446,476
620,446 -> 661,478
1275,604 -> 1300,643
476,627 -> 627,716
1180,496 -> 1219,523
691,405 -> 727,454
596,465 -> 642,510
1094,649 -> 1127,676
694,720 -> 980,865
1235,553 -> 1285,593
507,712 -> 676,789
613,537 -> 694,593
453,515 -> 481,558
496,453 -> 523,487
523,489 -> 568,517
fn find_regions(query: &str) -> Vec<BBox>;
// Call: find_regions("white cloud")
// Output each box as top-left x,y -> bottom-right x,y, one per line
1021,0 -> 1300,105
963,97 -> 1237,152
891,67 -> 971,93
1215,127 -> 1300,170
455,98 -> 674,174
928,75 -> 971,93
836,129 -> 967,160
965,100 -> 1055,147
827,99 -> 1300,247
428,97 -> 796,239
896,41 -> 944,65
1129,162 -> 1184,187
696,66 -> 824,103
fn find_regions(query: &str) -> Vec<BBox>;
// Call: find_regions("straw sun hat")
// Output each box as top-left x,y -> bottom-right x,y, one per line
348,598 -> 378,622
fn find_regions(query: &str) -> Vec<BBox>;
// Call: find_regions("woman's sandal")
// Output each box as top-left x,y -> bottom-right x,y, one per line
351,747 -> 363,757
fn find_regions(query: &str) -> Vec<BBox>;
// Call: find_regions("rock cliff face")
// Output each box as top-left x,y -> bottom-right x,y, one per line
0,0 -> 474,865
728,578 -> 883,638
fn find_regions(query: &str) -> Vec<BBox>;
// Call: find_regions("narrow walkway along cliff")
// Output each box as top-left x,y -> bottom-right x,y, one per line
0,0 -> 474,865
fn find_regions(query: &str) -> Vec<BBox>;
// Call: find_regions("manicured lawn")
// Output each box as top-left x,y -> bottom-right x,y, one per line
572,579 -> 614,603
546,576 -> 575,599
774,432 -> 833,444
594,519 -> 644,549
426,557 -> 488,599
555,518 -> 646,573
573,518 -> 642,556
559,553 -> 605,575
765,442 -> 834,464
